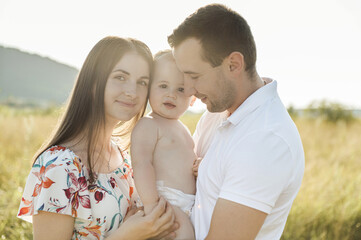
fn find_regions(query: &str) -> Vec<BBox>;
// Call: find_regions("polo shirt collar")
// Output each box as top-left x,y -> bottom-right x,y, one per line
225,79 -> 278,126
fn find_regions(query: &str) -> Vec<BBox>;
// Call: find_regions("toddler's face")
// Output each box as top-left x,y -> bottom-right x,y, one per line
149,57 -> 192,119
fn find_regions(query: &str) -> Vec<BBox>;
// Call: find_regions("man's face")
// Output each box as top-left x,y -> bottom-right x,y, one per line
173,38 -> 236,112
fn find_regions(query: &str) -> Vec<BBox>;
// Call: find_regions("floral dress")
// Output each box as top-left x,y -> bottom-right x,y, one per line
18,145 -> 139,240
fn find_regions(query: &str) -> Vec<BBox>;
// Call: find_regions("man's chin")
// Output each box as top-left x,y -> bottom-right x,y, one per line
206,105 -> 217,113
206,103 -> 228,113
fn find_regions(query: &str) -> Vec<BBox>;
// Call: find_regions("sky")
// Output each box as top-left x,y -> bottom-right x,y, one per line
1,0 -> 361,111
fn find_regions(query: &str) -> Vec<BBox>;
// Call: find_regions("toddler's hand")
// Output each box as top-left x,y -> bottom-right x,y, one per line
192,157 -> 202,177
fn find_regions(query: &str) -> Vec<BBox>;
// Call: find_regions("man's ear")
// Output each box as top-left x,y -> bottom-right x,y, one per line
190,96 -> 196,106
227,52 -> 244,73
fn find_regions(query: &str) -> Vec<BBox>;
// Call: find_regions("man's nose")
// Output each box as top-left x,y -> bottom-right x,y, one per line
184,76 -> 197,97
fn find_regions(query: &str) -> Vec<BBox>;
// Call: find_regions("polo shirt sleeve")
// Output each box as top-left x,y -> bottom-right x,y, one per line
219,130 -> 294,214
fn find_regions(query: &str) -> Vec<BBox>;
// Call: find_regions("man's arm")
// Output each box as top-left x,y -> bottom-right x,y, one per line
206,198 -> 267,240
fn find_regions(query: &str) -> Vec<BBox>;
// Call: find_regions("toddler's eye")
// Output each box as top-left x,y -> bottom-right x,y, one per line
159,84 -> 167,89
138,80 -> 148,86
178,88 -> 185,93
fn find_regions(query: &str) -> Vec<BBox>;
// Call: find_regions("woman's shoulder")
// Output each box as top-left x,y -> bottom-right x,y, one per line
19,145 -> 91,222
34,145 -> 84,174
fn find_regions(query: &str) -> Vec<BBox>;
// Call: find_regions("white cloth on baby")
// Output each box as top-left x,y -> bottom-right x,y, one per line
156,181 -> 195,216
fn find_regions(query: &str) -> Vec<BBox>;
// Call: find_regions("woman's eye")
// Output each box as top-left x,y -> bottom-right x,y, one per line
178,88 -> 184,93
159,84 -> 167,89
115,76 -> 126,81
190,75 -> 199,80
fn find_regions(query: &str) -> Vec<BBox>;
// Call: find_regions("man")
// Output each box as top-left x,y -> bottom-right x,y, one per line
168,4 -> 305,240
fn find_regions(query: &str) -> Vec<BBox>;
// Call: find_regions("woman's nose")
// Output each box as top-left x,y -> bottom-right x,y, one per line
123,82 -> 137,98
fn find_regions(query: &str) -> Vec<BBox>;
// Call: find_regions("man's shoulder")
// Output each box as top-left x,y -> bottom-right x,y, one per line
229,128 -> 294,156
223,128 -> 304,184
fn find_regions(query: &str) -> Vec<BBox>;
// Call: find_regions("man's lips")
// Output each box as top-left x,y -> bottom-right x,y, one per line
195,94 -> 207,104
195,94 -> 207,101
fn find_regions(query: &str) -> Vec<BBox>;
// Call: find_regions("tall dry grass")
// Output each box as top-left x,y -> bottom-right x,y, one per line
1,107 -> 360,239
0,107 -> 60,239
282,118 -> 361,239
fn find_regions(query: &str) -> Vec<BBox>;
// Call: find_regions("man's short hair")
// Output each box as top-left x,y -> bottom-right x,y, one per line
168,4 -> 257,75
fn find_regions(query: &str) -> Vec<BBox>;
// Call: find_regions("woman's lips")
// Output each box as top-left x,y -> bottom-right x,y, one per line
116,100 -> 136,108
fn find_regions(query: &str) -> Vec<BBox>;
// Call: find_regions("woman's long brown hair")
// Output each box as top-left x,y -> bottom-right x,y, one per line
33,36 -> 153,183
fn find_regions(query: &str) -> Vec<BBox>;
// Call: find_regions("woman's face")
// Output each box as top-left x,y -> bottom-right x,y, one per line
104,52 -> 150,124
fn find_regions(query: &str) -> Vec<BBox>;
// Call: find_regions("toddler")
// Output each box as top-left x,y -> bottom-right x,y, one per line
131,50 -> 196,239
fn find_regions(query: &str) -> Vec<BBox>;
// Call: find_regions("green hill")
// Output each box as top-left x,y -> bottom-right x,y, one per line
0,45 -> 79,106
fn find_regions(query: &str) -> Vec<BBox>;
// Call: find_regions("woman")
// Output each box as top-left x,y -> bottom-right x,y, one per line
18,36 -> 177,240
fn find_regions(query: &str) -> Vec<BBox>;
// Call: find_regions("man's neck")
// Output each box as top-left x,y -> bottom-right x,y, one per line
227,72 -> 264,115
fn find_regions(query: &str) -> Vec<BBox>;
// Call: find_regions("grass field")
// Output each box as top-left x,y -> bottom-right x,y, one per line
1,106 -> 360,239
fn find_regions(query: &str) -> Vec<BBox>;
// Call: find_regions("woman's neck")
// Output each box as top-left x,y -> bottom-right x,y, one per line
61,121 -> 116,155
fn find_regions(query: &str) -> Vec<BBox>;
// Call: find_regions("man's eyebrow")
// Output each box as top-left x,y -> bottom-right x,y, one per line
183,71 -> 199,75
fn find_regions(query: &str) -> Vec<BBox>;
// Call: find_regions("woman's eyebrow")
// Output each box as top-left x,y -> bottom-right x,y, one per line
112,69 -> 149,80
111,69 -> 129,75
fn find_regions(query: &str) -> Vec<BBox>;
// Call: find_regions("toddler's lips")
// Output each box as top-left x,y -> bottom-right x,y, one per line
163,102 -> 176,109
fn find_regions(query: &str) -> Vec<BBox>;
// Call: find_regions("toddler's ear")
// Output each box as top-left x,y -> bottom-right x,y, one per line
190,96 -> 196,106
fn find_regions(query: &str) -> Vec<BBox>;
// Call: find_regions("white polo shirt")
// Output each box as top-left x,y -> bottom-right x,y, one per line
191,80 -> 304,240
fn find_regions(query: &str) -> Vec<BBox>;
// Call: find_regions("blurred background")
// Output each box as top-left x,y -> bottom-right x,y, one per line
1,0 -> 360,239
1,0 -> 361,111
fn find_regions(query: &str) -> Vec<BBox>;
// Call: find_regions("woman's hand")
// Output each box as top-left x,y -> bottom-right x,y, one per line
193,157 -> 202,177
107,197 -> 178,240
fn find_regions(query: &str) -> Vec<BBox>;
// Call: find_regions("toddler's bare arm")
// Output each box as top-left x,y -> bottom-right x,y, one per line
131,118 -> 160,215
